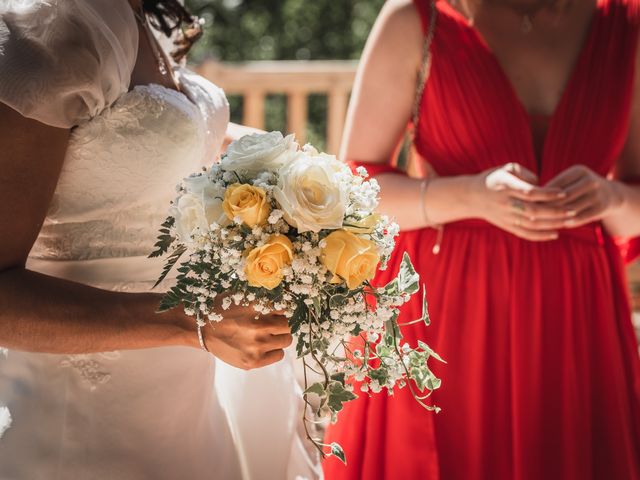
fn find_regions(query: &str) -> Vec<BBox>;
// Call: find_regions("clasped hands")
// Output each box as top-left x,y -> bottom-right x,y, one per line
474,163 -> 624,242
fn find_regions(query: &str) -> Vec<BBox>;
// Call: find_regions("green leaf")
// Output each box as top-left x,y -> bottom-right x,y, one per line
153,245 -> 187,289
383,311 -> 401,345
327,381 -> 357,413
289,302 -> 307,336
304,382 -> 326,397
330,443 -> 347,465
379,252 -> 419,297
397,252 -> 420,295
418,340 -> 446,363
149,217 -> 176,258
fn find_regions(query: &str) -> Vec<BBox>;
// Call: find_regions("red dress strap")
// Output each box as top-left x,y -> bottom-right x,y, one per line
346,160 -> 404,177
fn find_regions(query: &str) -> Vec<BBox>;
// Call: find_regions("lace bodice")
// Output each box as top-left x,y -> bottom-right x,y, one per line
30,70 -> 229,262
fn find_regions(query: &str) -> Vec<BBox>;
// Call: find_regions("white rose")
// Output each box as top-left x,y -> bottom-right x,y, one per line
221,132 -> 296,173
183,173 -> 212,194
273,152 -> 347,233
170,193 -> 209,243
182,174 -> 230,227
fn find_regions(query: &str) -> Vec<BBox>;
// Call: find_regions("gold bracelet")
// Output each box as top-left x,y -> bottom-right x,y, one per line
420,178 -> 444,255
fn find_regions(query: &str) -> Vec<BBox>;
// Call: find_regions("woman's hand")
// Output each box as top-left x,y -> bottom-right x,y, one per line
200,296 -> 293,371
469,163 -> 571,241
545,165 -> 625,228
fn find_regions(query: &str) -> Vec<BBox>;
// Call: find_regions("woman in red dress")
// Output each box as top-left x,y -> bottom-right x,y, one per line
324,0 -> 640,478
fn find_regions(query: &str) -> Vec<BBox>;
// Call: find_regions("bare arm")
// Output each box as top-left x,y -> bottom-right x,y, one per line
223,122 -> 264,152
0,103 -> 290,368
603,30 -> 640,237
341,0 -> 566,239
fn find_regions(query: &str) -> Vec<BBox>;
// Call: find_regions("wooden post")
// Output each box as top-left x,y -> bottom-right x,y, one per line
243,90 -> 265,130
327,88 -> 349,155
287,91 -> 308,144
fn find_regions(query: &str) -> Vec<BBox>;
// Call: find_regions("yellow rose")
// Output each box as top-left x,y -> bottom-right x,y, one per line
342,214 -> 381,234
321,230 -> 380,290
223,183 -> 270,227
245,235 -> 294,290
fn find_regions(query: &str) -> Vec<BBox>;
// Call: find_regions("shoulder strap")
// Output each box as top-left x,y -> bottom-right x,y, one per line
411,1 -> 438,133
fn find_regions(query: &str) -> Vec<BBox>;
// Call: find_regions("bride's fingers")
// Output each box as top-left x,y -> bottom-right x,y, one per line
260,333 -> 293,350
254,349 -> 286,368
259,314 -> 291,335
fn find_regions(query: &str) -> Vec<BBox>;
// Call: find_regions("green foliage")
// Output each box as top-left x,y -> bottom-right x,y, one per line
185,0 -> 385,149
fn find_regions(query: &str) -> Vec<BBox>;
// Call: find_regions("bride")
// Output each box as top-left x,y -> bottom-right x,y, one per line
0,0 -> 320,478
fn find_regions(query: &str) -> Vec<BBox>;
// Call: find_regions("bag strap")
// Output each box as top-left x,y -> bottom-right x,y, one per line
411,0 -> 438,134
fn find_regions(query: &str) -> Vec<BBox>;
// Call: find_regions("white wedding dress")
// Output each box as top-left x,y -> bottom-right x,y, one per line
0,1 -> 320,479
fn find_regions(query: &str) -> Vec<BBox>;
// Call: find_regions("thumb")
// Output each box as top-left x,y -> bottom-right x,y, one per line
506,162 -> 539,185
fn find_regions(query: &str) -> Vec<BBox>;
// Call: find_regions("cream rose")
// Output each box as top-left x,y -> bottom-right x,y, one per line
321,229 -> 380,289
170,193 -> 209,243
183,174 -> 230,228
245,234 -> 294,289
273,152 -> 347,233
221,131 -> 296,173
223,183 -> 270,227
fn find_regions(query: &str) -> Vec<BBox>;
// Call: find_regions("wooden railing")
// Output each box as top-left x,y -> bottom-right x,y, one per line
197,59 -> 358,154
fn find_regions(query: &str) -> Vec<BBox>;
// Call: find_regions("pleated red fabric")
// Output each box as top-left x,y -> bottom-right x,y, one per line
323,1 -> 640,479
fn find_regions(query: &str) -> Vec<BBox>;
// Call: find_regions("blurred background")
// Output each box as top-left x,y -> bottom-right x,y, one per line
186,0 -> 383,152
185,0 -> 640,337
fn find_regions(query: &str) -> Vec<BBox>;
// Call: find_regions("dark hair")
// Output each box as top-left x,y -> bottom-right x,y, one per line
142,0 -> 203,62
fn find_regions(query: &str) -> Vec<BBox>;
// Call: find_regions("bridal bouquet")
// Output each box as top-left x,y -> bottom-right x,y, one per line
151,132 -> 443,462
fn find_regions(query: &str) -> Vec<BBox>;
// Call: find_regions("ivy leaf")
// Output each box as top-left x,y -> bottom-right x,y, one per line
379,252 -> 419,297
304,382 -> 326,397
410,364 -> 440,392
330,443 -> 347,465
418,340 -> 446,363
397,252 -> 420,295
383,311 -> 401,345
289,302 -> 307,336
153,245 -> 187,289
327,381 -> 357,413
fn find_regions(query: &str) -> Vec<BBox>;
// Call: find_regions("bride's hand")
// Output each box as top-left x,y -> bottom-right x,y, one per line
469,163 -> 571,241
200,296 -> 293,370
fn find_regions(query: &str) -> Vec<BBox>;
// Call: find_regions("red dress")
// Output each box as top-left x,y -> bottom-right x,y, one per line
324,1 -> 640,479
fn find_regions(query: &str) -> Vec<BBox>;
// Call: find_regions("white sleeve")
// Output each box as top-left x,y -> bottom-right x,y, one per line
0,0 -> 138,128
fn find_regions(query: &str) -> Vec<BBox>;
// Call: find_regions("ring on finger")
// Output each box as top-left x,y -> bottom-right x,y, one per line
511,199 -> 525,212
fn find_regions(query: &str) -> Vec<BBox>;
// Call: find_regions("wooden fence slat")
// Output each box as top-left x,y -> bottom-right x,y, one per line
327,89 -> 349,155
287,91 -> 308,145
243,91 -> 265,130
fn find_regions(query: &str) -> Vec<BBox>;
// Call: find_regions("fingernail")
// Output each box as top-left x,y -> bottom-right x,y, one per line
567,210 -> 577,217
557,192 -> 567,198
565,219 -> 576,227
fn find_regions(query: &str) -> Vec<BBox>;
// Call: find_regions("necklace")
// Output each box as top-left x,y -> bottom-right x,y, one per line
454,1 -> 564,34
133,8 -> 169,76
